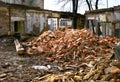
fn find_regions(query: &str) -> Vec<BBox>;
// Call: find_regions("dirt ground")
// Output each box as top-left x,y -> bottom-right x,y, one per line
0,36 -> 55,82
0,35 -> 120,82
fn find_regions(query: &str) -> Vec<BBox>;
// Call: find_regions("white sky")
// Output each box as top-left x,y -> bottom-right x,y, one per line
44,0 -> 120,14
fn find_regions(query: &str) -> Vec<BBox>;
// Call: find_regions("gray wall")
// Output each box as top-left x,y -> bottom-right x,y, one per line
0,0 -> 44,8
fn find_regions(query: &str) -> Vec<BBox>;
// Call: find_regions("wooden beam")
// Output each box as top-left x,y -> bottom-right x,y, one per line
57,18 -> 59,29
112,22 -> 115,36
14,39 -> 25,55
8,6 -> 11,35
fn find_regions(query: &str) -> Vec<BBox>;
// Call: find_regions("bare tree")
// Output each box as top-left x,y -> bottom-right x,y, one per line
58,0 -> 101,30
85,0 -> 102,35
86,0 -> 92,10
58,0 -> 78,29
86,0 -> 99,10
72,0 -> 78,29
95,0 -> 99,9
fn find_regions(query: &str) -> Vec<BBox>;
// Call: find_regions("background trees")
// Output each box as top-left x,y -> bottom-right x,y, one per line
58,0 -> 101,29
86,0 -> 99,10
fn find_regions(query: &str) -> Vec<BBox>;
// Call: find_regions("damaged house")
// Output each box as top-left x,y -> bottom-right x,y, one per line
85,6 -> 120,38
0,0 -> 85,37
0,0 -> 45,36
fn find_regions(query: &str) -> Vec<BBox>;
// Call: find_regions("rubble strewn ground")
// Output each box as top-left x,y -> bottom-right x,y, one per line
23,28 -> 120,82
0,36 -> 52,82
1,28 -> 120,82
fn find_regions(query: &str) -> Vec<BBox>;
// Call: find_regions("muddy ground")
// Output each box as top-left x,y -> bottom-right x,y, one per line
0,35 -> 120,82
0,36 -> 55,82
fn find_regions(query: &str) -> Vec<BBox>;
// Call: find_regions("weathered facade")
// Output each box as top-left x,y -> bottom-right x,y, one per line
0,1 -> 9,36
26,10 -> 48,34
0,0 -> 44,8
47,11 -> 85,30
0,1 -> 84,36
85,6 -> 120,38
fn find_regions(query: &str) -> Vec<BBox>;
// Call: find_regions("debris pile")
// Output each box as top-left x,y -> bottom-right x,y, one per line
23,28 -> 120,81
32,59 -> 120,82
23,28 -> 119,62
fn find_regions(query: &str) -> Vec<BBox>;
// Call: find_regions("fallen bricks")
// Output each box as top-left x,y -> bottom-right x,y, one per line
23,28 -> 119,62
23,28 -> 120,81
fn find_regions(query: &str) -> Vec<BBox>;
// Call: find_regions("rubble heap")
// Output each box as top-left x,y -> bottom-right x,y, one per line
23,28 -> 118,61
23,28 -> 120,81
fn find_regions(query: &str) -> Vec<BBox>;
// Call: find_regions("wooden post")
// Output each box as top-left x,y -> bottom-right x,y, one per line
112,22 -> 115,36
14,39 -> 25,55
25,9 -> 27,34
57,18 -> 59,29
43,16 -> 49,32
85,20 -> 89,29
46,16 -> 49,30
105,23 -> 106,36
8,6 -> 11,35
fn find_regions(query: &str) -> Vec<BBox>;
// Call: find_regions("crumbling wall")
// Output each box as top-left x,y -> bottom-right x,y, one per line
26,11 -> 47,34
86,12 -> 114,36
0,11 -> 9,36
10,8 -> 25,34
11,8 -> 25,17
114,11 -> 120,38
25,0 -> 44,8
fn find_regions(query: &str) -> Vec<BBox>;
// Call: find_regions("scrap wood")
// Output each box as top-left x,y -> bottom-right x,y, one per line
23,28 -> 120,81
101,74 -> 112,81
32,72 -> 79,82
83,64 -> 97,80
23,28 -> 119,60
33,74 -> 51,81
111,60 -> 120,69
14,39 -> 24,55
32,59 -> 120,82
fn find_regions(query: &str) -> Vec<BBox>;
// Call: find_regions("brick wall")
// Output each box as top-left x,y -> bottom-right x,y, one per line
0,12 -> 9,36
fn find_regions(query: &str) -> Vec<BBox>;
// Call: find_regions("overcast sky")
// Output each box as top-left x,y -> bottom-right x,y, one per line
44,0 -> 120,14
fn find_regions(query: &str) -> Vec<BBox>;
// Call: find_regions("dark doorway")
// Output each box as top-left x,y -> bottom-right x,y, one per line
14,21 -> 25,33
14,21 -> 18,32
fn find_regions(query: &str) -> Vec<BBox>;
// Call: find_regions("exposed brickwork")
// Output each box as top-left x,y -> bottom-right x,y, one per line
0,13 -> 9,36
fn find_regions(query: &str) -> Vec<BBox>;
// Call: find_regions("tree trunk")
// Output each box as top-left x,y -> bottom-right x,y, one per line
91,20 -> 95,34
95,0 -> 102,36
95,0 -> 99,9
86,0 -> 95,34
72,16 -> 77,29
86,0 -> 100,35
86,0 -> 91,11
72,0 -> 78,29
96,22 -> 102,36
89,0 -> 93,10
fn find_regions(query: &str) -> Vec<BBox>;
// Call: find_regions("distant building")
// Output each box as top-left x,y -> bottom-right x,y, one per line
48,18 -> 57,30
85,6 -> 120,38
59,18 -> 72,27
0,1 -> 84,36
48,18 -> 73,30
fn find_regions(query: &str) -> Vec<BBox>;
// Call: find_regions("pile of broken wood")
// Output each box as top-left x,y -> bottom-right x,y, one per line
23,28 -> 120,82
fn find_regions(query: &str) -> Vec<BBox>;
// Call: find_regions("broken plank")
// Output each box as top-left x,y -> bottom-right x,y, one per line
14,39 -> 24,55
